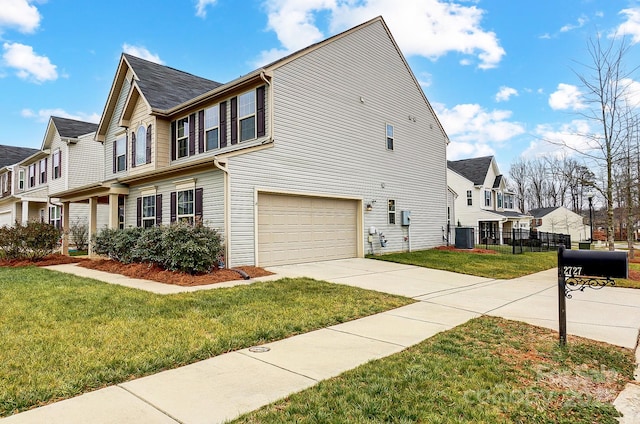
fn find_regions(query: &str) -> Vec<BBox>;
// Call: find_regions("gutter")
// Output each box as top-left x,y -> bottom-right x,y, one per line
213,157 -> 231,268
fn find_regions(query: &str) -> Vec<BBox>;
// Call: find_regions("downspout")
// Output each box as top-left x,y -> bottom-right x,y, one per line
259,71 -> 274,143
213,157 -> 231,268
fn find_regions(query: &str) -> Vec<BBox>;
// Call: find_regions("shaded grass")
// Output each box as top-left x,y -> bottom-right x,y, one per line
373,249 -> 558,279
234,316 -> 634,424
0,267 -> 411,417
614,262 -> 640,289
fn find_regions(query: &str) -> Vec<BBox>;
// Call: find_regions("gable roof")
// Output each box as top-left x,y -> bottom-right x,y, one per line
0,144 -> 40,169
447,156 -> 494,185
51,116 -> 98,138
529,206 -> 562,218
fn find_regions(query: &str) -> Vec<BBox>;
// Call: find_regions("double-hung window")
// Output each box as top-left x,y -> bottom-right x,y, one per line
497,192 -> 503,208
388,199 -> 396,224
238,91 -> 256,142
176,117 -> 189,158
386,124 -> 394,150
28,165 -> 35,187
1,173 -> 7,193
52,150 -> 61,179
466,190 -> 472,206
484,190 -> 491,207
205,105 -> 220,150
177,189 -> 195,224
39,159 -> 46,184
135,126 -> 146,166
115,136 -> 126,172
18,169 -> 24,190
142,195 -> 156,228
49,205 -> 61,229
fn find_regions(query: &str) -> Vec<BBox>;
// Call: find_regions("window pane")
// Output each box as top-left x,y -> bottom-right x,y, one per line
205,105 -> 219,128
240,116 -> 255,142
142,196 -> 155,218
178,139 -> 188,158
386,124 -> 393,138
136,126 -> 146,165
116,137 -> 126,155
239,91 -> 255,118
206,128 -> 219,150
177,118 -> 188,138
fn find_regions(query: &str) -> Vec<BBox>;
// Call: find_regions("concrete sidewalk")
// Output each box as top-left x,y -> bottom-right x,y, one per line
2,258 -> 639,423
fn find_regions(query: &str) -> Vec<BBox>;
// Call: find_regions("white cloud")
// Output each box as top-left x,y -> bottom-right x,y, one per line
521,120 -> 597,159
195,0 -> 217,18
616,8 -> 640,44
21,108 -> 100,124
447,141 -> 495,161
495,86 -> 517,102
122,44 -> 164,64
435,103 -> 525,145
548,83 -> 585,110
560,16 -> 587,33
0,0 -> 40,34
2,42 -> 57,83
258,0 -> 505,69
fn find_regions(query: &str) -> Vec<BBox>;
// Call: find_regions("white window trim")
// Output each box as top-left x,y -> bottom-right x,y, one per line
177,116 -> 189,158
204,104 -> 220,151
18,169 -> 24,190
142,194 -> 156,228
39,159 -> 46,184
135,125 -> 146,166
49,205 -> 61,229
484,190 -> 491,207
174,178 -> 196,191
466,190 -> 472,206
115,135 -> 127,172
238,90 -> 256,142
176,188 -> 195,223
386,123 -> 394,151
388,199 -> 396,225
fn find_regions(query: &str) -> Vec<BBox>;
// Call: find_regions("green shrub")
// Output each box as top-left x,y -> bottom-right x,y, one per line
0,221 -> 61,260
92,224 -> 223,274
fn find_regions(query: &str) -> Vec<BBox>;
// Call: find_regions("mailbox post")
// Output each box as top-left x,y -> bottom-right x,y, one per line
557,246 -> 628,346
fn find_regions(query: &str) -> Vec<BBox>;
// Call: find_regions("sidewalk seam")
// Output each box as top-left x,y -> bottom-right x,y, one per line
114,385 -> 183,424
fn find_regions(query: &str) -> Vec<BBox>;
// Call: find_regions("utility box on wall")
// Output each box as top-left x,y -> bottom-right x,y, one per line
401,210 -> 411,226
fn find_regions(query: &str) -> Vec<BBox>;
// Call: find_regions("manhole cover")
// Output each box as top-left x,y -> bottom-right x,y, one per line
248,346 -> 271,353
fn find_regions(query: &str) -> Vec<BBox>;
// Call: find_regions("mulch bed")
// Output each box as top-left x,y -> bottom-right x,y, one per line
77,259 -> 273,286
434,245 -> 498,254
0,254 -> 273,286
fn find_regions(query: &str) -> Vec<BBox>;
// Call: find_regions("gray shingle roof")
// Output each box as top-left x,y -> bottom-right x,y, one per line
51,116 -> 98,138
124,54 -> 222,111
447,156 -> 493,185
0,144 -> 40,168
528,207 -> 560,218
487,210 -> 531,219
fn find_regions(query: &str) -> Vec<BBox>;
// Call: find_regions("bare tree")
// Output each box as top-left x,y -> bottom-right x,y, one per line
509,159 -> 529,212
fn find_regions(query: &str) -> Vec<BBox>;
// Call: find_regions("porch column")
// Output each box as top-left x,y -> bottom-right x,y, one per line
499,222 -> 504,244
108,194 -> 119,229
61,202 -> 70,255
88,197 -> 98,256
21,200 -> 29,224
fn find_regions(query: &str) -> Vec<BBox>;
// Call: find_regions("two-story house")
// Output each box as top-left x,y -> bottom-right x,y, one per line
0,117 -> 107,237
0,144 -> 40,227
57,16 -> 450,267
448,155 -> 531,244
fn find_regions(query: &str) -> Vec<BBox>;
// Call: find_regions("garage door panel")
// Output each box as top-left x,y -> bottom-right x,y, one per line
258,193 -> 358,266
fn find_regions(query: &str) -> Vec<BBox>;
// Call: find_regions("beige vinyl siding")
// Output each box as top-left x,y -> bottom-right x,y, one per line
66,132 -> 103,190
128,97 -> 154,176
124,169 -> 224,233
47,133 -> 66,194
105,77 -> 131,179
155,118 -> 171,168
227,20 -> 448,266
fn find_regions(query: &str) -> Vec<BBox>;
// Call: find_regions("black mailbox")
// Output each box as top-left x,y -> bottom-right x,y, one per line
560,249 -> 628,279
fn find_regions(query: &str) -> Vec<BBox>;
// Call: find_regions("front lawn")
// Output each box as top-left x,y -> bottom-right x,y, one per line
0,267 -> 411,417
234,316 -> 635,424
373,249 -> 557,279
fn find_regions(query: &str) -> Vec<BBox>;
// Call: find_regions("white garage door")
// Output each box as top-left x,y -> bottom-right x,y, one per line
0,211 -> 13,228
258,193 -> 359,266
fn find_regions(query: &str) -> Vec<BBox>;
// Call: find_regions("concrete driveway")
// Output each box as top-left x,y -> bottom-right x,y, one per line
268,258 -> 640,349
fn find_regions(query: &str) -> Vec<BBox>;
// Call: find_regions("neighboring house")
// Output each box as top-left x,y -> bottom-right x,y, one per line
529,206 -> 589,242
57,16 -> 450,266
448,155 -> 531,244
0,117 -> 108,237
0,145 -> 40,227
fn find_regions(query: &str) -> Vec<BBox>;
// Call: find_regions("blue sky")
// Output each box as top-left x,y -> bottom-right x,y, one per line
1,0 -> 640,172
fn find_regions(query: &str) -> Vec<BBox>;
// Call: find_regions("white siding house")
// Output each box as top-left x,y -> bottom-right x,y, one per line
59,16 -> 450,266
529,206 -> 590,242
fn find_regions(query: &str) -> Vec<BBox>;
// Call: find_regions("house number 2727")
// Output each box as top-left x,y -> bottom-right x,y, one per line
563,266 -> 582,277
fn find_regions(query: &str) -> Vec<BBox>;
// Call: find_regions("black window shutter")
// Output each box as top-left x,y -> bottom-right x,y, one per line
146,125 -> 152,164
257,86 -> 266,137
189,113 -> 196,156
124,134 -> 128,170
171,121 -> 177,161
136,197 -> 142,227
195,188 -> 203,224
230,97 -> 237,145
59,150 -> 62,177
155,194 -> 162,226
220,101 -> 227,148
44,158 -> 47,183
131,132 -> 136,168
170,192 -> 177,223
112,140 -> 116,173
198,110 -> 204,153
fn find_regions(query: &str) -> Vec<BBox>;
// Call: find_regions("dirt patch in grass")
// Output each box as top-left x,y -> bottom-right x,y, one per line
78,259 -> 273,286
628,268 -> 640,281
434,245 -> 498,254
0,254 -> 88,267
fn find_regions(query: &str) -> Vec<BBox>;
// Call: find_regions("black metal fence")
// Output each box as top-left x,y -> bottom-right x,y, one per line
473,228 -> 571,254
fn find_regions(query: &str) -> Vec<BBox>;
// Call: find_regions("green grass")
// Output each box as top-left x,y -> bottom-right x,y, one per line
233,316 -> 635,424
373,249 -> 558,279
0,266 -> 411,417
613,262 -> 640,289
